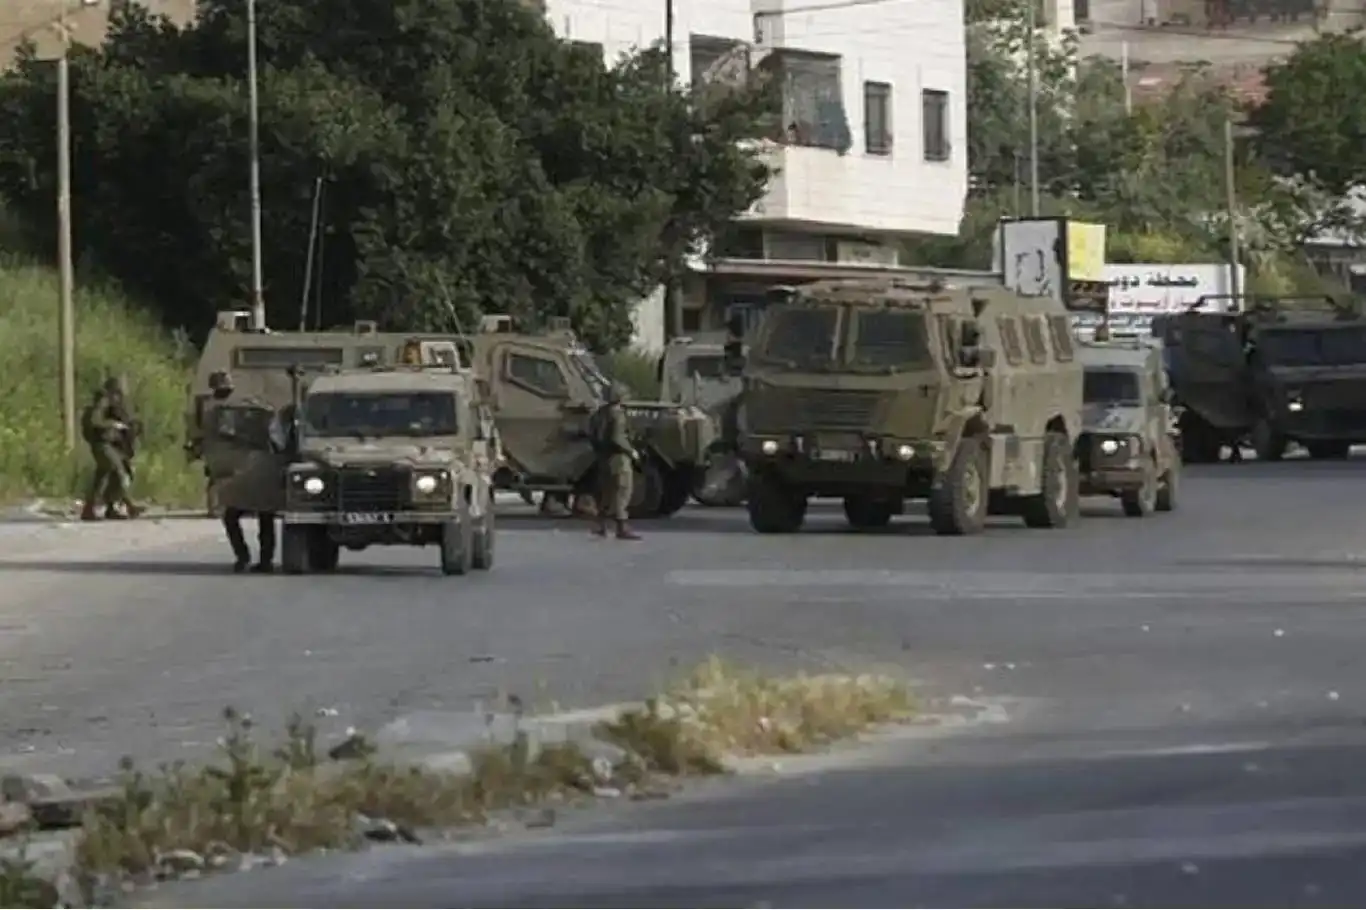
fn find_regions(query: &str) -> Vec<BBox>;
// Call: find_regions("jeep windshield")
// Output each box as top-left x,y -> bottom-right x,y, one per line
752,306 -> 840,368
1258,327 -> 1366,367
303,391 -> 459,438
569,348 -> 611,398
1084,369 -> 1141,405
684,354 -> 726,378
848,309 -> 931,369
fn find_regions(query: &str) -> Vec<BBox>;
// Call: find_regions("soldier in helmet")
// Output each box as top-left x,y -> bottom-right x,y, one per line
201,370 -> 280,572
589,382 -> 641,540
79,376 -> 144,521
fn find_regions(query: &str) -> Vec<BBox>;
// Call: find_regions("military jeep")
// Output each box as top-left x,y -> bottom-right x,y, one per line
468,316 -> 715,518
657,333 -> 747,506
278,355 -> 499,576
739,278 -> 1084,535
1077,337 -> 1180,517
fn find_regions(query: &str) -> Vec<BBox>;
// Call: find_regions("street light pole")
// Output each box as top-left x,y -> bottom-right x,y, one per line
56,2 -> 75,452
1026,0 -> 1040,216
1224,117 -> 1240,300
246,0 -> 265,330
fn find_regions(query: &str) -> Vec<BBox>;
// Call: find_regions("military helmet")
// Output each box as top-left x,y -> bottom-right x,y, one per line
605,382 -> 628,404
208,370 -> 234,392
102,375 -> 126,395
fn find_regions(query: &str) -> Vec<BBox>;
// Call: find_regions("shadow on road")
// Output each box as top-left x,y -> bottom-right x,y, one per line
0,560 -> 465,577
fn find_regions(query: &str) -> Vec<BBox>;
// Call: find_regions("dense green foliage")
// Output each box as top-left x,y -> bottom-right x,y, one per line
0,0 -> 775,350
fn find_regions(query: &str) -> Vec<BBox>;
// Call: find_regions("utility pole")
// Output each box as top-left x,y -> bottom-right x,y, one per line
1026,0 -> 1040,216
664,0 -> 684,341
246,0 -> 265,330
56,1 -> 75,452
1121,40 -> 1132,114
1224,117 -> 1240,299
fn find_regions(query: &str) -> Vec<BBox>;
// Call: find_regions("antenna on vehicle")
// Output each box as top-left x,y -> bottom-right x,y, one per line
298,175 -> 326,331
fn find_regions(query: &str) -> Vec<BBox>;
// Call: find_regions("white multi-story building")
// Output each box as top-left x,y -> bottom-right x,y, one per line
542,0 -> 970,343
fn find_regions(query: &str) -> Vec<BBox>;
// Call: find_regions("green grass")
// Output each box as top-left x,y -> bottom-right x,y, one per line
0,252 -> 201,508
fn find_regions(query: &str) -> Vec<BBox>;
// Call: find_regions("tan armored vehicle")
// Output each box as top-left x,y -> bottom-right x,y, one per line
657,333 -> 747,506
186,310 -> 475,515
467,315 -> 715,518
739,277 -> 1084,535
278,354 -> 498,575
1077,337 -> 1180,517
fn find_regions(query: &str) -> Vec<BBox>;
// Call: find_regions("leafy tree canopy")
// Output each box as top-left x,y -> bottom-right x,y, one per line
0,0 -> 776,348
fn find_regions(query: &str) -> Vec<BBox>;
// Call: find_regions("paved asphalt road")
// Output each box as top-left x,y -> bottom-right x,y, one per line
5,457 -> 1366,905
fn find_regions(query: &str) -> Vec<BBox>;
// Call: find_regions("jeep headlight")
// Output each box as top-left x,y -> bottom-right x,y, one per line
302,476 -> 325,495
1099,438 -> 1121,455
760,439 -> 779,455
415,474 -> 439,494
895,444 -> 915,460
1287,398 -> 1304,412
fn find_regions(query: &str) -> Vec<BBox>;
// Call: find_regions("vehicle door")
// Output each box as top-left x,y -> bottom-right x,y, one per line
204,399 -> 287,514
490,341 -> 598,481
1166,313 -> 1251,428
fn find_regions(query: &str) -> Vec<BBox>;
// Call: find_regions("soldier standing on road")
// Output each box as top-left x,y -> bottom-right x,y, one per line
591,383 -> 641,540
205,370 -> 279,573
79,377 -> 145,521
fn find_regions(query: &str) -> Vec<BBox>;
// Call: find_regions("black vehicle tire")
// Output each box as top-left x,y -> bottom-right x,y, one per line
627,458 -> 665,519
843,496 -> 894,530
1120,463 -> 1158,518
281,525 -> 312,575
440,512 -> 473,576
1177,411 -> 1223,464
471,493 -> 495,571
1155,463 -> 1179,512
1251,418 -> 1287,461
1306,440 -> 1351,460
657,467 -> 692,517
307,529 -> 340,571
1022,432 -> 1078,529
746,471 -> 807,534
928,438 -> 988,536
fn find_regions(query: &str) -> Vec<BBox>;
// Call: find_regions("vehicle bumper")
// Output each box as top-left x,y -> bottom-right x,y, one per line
740,434 -> 942,492
283,511 -> 454,525
1080,467 -> 1144,494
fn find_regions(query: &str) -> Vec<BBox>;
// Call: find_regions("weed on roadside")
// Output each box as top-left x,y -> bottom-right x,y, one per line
0,852 -> 58,908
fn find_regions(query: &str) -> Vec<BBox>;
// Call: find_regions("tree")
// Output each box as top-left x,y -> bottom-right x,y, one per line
0,0 -> 775,349
1252,32 -> 1366,197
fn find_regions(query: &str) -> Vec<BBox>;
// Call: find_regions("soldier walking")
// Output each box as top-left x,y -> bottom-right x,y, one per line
590,384 -> 641,540
79,376 -> 144,521
203,371 -> 279,573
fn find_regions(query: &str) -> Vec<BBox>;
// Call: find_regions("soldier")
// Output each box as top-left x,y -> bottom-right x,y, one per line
590,383 -> 641,540
204,370 -> 279,573
79,377 -> 144,521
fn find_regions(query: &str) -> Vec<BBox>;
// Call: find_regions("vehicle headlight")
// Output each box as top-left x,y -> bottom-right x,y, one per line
895,444 -> 915,460
1099,438 -> 1121,455
415,474 -> 439,494
1287,399 -> 1304,412
302,476 -> 325,495
760,439 -> 779,455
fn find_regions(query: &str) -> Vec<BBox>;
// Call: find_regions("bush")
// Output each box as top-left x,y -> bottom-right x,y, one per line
0,253 -> 200,507
601,348 -> 662,400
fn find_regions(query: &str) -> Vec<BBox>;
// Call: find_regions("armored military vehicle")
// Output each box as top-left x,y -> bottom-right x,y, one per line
657,333 -> 747,506
738,277 -> 1084,535
276,351 -> 498,575
467,316 -> 715,518
1152,295 -> 1366,462
1076,337 -> 1180,516
186,310 -> 475,516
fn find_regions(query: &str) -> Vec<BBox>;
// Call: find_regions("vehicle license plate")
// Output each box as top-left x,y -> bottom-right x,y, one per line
341,512 -> 393,524
814,449 -> 855,463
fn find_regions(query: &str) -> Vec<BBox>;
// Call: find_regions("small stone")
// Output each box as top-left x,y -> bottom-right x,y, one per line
0,801 -> 32,836
1180,862 -> 1199,875
1328,691 -> 1340,701
328,732 -> 375,762
592,786 -> 622,799
155,848 -> 205,873
315,707 -> 339,718
983,662 -> 996,670
1141,624 -> 1150,632
1274,629 -> 1285,637
523,807 -> 556,828
1304,884 -> 1321,896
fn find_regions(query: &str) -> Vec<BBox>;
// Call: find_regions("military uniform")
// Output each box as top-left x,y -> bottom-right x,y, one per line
591,385 -> 641,540
80,377 -> 144,521
203,371 -> 282,572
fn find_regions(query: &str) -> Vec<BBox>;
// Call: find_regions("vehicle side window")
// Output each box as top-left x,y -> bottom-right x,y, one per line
997,317 -> 1024,365
1047,315 -> 1074,361
1022,316 -> 1049,364
506,352 -> 569,398
936,315 -> 957,355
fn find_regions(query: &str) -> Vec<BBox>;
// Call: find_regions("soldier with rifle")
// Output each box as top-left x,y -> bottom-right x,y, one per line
80,376 -> 145,521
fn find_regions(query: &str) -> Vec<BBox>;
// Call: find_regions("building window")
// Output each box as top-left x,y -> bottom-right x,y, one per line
863,81 -> 892,155
762,49 -> 851,153
922,89 -> 950,162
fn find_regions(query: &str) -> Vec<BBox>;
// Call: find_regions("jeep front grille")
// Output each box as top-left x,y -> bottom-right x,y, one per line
335,467 -> 409,512
750,389 -> 882,432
